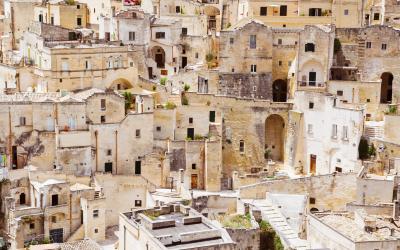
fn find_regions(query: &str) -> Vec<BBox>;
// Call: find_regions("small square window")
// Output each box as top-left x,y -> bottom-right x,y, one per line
136,129 -> 141,138
366,42 -> 371,48
250,64 -> 257,73
335,167 -> 342,173
374,13 -> 380,20
337,90 -> 343,96
94,228 -> 98,233
130,62 -> 134,67
156,126 -> 161,131
100,116 -> 106,123
30,223 -> 35,229
381,43 -> 387,50
93,209 -> 99,218
192,163 -> 196,169
278,61 -> 282,66
135,200 -> 142,207
189,117 -> 193,124
344,9 -> 349,15
309,197 -> 316,204
366,98 -> 371,103
309,102 -> 314,109
107,149 -> 112,156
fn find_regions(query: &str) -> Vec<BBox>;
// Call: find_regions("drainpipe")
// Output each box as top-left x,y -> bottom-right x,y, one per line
69,193 -> 72,236
95,131 -> 98,173
115,130 -> 118,175
8,107 -> 12,169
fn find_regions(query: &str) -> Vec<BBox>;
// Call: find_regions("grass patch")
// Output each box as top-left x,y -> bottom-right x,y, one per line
219,214 -> 252,229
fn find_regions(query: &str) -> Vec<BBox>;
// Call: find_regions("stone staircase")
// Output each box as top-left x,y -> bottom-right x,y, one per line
67,224 -> 84,242
248,199 -> 309,250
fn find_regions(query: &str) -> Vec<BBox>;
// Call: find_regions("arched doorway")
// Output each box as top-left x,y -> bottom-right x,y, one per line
265,114 -> 285,161
273,79 -> 287,102
380,72 -> 393,103
20,193 -> 26,205
203,6 -> 220,31
110,78 -> 133,90
151,46 -> 165,68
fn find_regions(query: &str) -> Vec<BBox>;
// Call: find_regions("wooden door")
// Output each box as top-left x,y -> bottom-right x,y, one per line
310,154 -> 316,174
191,174 -> 198,189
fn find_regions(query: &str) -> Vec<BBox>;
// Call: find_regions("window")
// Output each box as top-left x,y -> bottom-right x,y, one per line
332,124 -> 338,139
182,28 -> 187,36
305,43 -> 315,52
136,129 -> 141,138
209,111 -> 216,122
51,194 -> 59,206
39,14 -> 43,22
260,7 -> 267,16
278,61 -> 282,66
309,102 -> 314,109
381,43 -> 387,50
94,228 -> 98,233
107,149 -> 112,156
135,200 -> 142,207
20,117 -> 26,126
374,13 -> 380,20
337,90 -> 343,96
129,31 -> 135,41
30,223 -> 35,229
366,42 -> 371,48
176,6 -> 181,13
280,5 -> 287,16
192,163 -> 196,169
309,8 -> 322,16
93,209 -> 99,218
335,167 -> 342,173
239,140 -> 245,153
309,197 -> 316,204
230,37 -> 234,44
156,126 -> 161,131
249,35 -> 256,49
100,116 -> 106,123
77,4 -> 80,9
61,61 -> 69,71
307,124 -> 313,134
278,38 -> 282,45
85,60 -> 90,70
135,161 -> 141,175
344,9 -> 349,15
189,117 -> 193,124
342,125 -> 348,140
250,64 -> 257,73
51,16 -> 54,25
77,17 -> 82,26
155,32 -> 165,39
101,99 -> 106,110
195,52 -> 198,59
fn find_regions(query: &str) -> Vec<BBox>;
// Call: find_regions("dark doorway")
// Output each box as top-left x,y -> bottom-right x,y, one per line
80,210 -> 83,225
105,32 -> 110,41
135,161 -> 141,175
272,79 -> 287,102
104,162 -> 113,173
310,154 -> 317,174
148,67 -> 153,79
308,72 -> 316,86
181,57 -> 187,68
191,174 -> 198,189
280,5 -> 287,16
20,193 -> 26,205
11,146 -> 17,169
51,194 -> 59,206
380,72 -> 393,103
187,128 -> 194,140
50,228 -> 63,243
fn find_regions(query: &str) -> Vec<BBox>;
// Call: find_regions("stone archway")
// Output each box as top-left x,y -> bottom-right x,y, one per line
265,114 -> 285,161
151,46 -> 166,68
380,72 -> 393,104
110,78 -> 133,90
272,79 -> 287,102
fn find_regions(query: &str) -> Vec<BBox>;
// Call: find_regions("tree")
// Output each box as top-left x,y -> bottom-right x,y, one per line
358,137 -> 369,160
123,92 -> 133,114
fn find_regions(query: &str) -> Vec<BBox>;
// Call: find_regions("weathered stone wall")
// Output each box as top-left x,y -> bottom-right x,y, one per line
239,173 -> 357,211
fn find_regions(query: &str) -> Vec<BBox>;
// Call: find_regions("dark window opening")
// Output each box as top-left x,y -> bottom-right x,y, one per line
135,161 -> 141,175
51,194 -> 59,206
135,200 -> 142,207
280,5 -> 287,16
305,43 -> 315,52
209,111 -> 216,122
260,7 -> 267,16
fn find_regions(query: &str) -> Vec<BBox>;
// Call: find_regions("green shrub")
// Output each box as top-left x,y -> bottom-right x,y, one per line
334,38 -> 342,54
160,77 -> 167,86
165,102 -> 176,109
194,134 -> 204,140
368,143 -> 376,157
358,137 -> 369,160
184,84 -> 190,92
205,53 -> 214,62
389,105 -> 397,114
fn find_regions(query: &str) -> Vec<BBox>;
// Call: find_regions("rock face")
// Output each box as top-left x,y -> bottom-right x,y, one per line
218,73 -> 273,100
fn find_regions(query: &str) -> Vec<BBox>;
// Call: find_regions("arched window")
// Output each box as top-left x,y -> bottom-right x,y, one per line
305,43 -> 315,52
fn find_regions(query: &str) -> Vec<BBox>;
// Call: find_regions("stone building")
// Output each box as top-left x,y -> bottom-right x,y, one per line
286,91 -> 364,175
19,22 -> 138,92
118,203 -> 236,249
